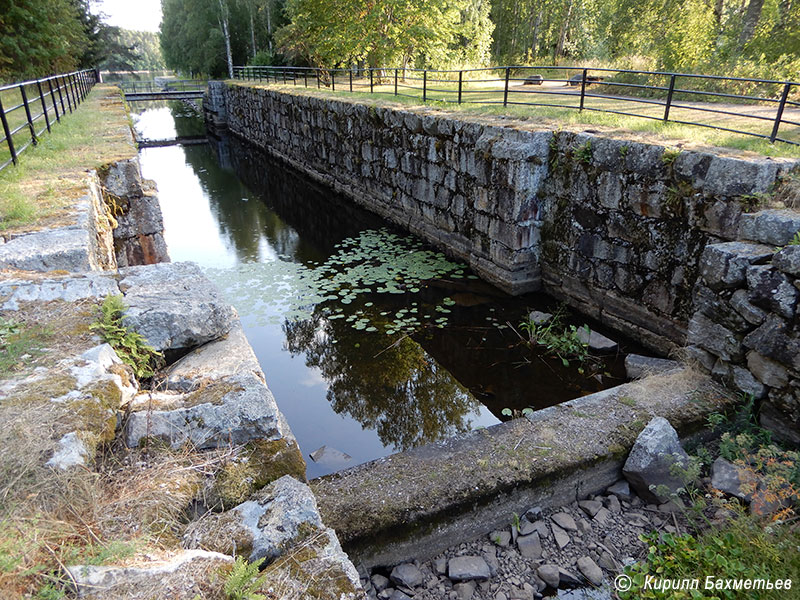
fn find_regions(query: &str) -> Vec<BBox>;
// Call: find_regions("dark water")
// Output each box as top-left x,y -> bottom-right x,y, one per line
131,101 -> 633,479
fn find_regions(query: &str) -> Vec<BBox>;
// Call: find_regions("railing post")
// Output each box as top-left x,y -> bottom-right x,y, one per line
394,69 -> 398,96
331,70 -> 335,91
19,85 -> 37,145
59,76 -> 71,113
283,68 -> 287,85
423,70 -> 427,102
47,78 -> 60,122
458,70 -> 463,104
664,73 -> 676,121
317,69 -> 320,89
503,67 -> 510,107
579,68 -> 588,110
770,83 -> 792,143
68,74 -> 78,108
36,80 -> 51,133
349,69 -> 353,92
304,70 -> 308,87
0,95 -> 18,165
369,69 -> 374,94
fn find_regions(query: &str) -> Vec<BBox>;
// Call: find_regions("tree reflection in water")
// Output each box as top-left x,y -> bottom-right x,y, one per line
283,309 -> 481,452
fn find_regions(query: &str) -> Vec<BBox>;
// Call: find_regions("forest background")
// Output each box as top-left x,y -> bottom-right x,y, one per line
1,0 -> 797,86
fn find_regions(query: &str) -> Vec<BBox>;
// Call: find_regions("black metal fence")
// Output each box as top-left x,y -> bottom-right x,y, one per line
0,69 -> 97,173
117,79 -> 207,94
233,65 -> 799,146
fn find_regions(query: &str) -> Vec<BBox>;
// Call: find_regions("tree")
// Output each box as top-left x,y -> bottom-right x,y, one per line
0,0 -> 89,80
275,0 -> 494,69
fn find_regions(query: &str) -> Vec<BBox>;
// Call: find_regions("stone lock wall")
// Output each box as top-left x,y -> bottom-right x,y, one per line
687,210 -> 800,444
213,82 -> 800,437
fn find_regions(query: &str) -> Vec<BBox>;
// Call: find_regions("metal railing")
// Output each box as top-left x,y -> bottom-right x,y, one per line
118,79 -> 207,94
0,69 -> 97,173
233,65 -> 800,146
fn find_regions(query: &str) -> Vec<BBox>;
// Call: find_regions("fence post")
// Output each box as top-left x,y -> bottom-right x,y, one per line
394,69 -> 398,96
0,95 -> 18,165
331,70 -> 335,91
317,69 -> 320,89
579,68 -> 588,110
664,74 -> 676,121
47,78 -> 60,122
350,70 -> 353,92
458,70 -> 463,104
56,77 -> 72,115
68,74 -> 78,108
36,81 -> 51,133
370,69 -> 374,94
503,67 -> 510,107
770,83 -> 792,143
304,70 -> 308,87
19,85 -> 37,146
423,70 -> 427,102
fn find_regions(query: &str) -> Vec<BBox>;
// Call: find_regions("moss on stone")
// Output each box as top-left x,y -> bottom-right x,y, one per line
181,380 -> 244,409
213,438 -> 307,507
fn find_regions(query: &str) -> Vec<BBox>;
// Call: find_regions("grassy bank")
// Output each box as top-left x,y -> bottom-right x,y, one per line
235,80 -> 800,159
0,85 -> 135,234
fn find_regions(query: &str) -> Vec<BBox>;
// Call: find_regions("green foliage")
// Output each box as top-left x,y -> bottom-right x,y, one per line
573,140 -> 592,164
275,0 -> 494,69
620,521 -> 800,600
90,295 -> 162,380
788,231 -> 800,246
661,147 -> 681,165
224,556 -> 267,600
100,29 -> 166,71
518,307 -> 589,367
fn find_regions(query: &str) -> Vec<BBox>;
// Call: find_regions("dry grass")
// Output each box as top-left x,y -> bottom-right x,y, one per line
0,86 -> 136,234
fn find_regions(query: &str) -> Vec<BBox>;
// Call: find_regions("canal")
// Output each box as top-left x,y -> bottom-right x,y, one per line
131,100 -> 634,479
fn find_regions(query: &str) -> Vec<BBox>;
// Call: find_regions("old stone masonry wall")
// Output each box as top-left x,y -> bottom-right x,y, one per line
214,81 -> 800,440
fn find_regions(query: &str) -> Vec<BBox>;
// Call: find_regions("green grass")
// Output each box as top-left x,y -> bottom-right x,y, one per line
0,85 -> 135,231
0,317 -> 49,379
238,78 -> 800,158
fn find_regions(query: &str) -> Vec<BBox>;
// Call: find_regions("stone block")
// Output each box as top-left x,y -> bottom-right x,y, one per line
699,242 -> 773,290
119,262 -> 235,353
625,354 -> 680,379
623,417 -> 690,504
704,157 -> 779,197
687,313 -> 743,362
739,209 -> 800,246
746,265 -> 798,320
742,314 -> 800,371
746,351 -> 789,388
773,245 -> 800,277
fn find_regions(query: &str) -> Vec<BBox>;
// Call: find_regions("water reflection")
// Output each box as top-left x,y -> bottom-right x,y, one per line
284,312 -> 479,451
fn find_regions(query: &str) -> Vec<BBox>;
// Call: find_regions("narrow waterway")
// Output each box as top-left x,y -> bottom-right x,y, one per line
131,100 -> 633,479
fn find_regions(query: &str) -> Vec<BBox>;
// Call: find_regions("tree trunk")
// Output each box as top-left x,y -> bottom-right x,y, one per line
218,0 -> 233,79
266,0 -> 273,53
555,0 -> 574,61
531,9 -> 543,58
713,0 -> 724,28
249,7 -> 257,59
738,0 -> 765,47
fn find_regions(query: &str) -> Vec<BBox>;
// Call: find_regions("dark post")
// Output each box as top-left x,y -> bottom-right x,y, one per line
19,85 -> 37,145
36,80 -> 51,133
68,74 -> 78,108
394,69 -> 398,95
579,68 -> 588,110
59,76 -> 71,113
423,70 -> 427,102
370,69 -> 374,94
458,70 -> 463,104
664,73 -> 677,121
317,69 -> 320,89
503,67 -> 510,107
349,70 -> 353,92
283,68 -> 287,84
331,70 -> 335,91
0,95 -> 18,165
770,83 -> 792,143
47,78 -> 60,122
304,70 -> 308,87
